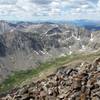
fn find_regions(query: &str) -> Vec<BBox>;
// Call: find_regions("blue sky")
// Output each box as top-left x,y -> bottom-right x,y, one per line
0,0 -> 100,21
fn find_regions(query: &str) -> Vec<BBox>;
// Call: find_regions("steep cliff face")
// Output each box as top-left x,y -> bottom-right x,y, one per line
0,21 -> 100,82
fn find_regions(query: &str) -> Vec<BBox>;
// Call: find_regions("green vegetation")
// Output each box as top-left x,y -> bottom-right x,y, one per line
0,51 -> 100,93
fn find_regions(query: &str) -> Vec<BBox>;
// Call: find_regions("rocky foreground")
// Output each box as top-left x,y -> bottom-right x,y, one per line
1,57 -> 100,100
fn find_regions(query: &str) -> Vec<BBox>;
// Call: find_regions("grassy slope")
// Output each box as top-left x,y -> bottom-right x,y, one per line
0,51 -> 100,93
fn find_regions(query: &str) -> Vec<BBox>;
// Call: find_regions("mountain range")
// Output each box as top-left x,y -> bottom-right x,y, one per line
0,20 -> 100,85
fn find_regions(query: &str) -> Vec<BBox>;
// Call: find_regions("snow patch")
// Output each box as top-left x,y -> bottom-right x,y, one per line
59,53 -> 66,57
90,33 -> 94,42
69,46 -> 71,49
77,37 -> 80,41
79,45 -> 86,51
69,51 -> 72,55
72,33 -> 80,41
82,45 -> 86,50
40,51 -> 45,55
10,29 -> 14,32
34,51 -> 39,55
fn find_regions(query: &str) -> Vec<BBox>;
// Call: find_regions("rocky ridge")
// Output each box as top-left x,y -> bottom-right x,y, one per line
1,57 -> 100,100
0,21 -> 100,83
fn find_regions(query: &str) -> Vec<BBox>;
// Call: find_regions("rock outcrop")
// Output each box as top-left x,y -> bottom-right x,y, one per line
1,57 -> 100,100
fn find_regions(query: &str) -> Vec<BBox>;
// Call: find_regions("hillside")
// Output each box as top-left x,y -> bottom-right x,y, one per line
0,50 -> 100,95
0,21 -> 100,84
0,21 -> 100,99
0,54 -> 100,100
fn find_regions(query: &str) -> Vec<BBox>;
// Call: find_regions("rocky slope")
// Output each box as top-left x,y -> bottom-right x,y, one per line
0,20 -> 100,83
1,57 -> 100,100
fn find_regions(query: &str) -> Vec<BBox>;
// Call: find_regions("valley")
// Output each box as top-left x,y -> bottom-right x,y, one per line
0,20 -> 100,99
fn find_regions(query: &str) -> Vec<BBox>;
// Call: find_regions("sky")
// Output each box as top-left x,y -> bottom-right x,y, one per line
0,0 -> 100,21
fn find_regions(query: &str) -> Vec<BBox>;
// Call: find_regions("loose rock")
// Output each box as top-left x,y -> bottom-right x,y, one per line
1,57 -> 100,100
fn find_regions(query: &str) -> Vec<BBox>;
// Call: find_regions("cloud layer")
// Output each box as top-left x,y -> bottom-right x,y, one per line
0,0 -> 100,21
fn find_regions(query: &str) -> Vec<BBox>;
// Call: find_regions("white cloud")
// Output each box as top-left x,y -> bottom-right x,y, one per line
0,0 -> 17,5
0,0 -> 100,21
